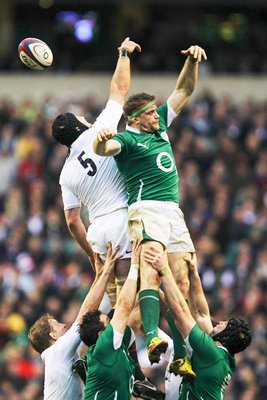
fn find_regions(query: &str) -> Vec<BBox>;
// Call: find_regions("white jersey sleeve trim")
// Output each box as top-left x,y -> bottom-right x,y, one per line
166,102 -> 178,127
113,328 -> 124,350
112,327 -> 135,350
184,335 -> 193,358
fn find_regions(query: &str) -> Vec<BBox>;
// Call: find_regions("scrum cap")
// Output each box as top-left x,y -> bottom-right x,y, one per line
52,113 -> 88,147
212,317 -> 252,354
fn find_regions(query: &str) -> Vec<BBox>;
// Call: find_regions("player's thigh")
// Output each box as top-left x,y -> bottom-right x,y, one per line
168,251 -> 193,282
87,208 -> 131,259
128,201 -> 171,248
166,206 -> 195,255
167,207 -> 194,278
140,240 -> 163,290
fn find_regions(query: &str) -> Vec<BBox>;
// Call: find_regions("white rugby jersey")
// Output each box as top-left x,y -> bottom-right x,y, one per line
41,322 -> 84,400
60,100 -> 128,222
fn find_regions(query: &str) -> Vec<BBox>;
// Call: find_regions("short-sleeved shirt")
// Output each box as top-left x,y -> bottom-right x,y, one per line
113,103 -> 179,206
179,325 -> 236,400
41,322 -> 84,400
84,324 -> 135,400
60,100 -> 127,222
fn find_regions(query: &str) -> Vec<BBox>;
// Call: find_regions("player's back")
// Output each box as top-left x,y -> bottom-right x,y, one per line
60,127 -> 128,221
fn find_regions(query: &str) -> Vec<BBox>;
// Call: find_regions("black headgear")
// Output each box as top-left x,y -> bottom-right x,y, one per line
212,317 -> 252,354
52,113 -> 89,147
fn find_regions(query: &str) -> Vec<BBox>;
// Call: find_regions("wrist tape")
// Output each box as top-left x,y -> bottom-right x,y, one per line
128,263 -> 139,280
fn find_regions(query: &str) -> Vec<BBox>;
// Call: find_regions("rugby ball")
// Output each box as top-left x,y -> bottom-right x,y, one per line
18,38 -> 53,70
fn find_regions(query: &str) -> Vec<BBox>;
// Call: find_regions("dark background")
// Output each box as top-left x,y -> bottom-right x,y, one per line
2,0 -> 267,73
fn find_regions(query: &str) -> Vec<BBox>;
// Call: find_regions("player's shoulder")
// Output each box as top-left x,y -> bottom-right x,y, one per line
115,130 -> 135,142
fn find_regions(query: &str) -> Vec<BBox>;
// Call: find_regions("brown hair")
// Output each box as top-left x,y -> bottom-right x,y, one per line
123,93 -> 155,120
28,313 -> 54,354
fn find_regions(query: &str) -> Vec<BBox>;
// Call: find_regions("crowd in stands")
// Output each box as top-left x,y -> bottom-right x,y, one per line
0,90 -> 266,399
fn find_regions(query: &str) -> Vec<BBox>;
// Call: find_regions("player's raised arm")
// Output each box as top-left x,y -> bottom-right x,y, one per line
144,247 -> 195,338
76,243 -> 121,323
185,254 -> 213,334
109,37 -> 141,105
167,45 -> 207,115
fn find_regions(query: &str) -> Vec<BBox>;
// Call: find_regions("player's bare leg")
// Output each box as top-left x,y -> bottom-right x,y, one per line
167,251 -> 195,379
168,251 -> 193,299
139,240 -> 168,364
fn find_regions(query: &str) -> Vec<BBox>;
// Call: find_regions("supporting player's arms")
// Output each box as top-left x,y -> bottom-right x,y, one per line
111,240 -> 141,334
144,248 -> 195,338
185,254 -> 213,334
76,243 -> 121,324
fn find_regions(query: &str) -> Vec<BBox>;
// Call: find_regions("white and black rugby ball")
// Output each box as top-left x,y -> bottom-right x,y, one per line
18,38 -> 53,70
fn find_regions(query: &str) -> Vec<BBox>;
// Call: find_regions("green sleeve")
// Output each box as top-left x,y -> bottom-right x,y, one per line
157,103 -> 168,132
92,324 -> 132,365
188,324 -> 227,363
113,132 -> 135,161
122,326 -> 132,348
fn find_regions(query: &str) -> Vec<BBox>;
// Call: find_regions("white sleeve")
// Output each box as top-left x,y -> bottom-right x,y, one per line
91,100 -> 123,133
166,102 -> 178,127
55,322 -> 82,357
61,184 -> 81,210
112,327 -> 135,350
113,329 -> 124,350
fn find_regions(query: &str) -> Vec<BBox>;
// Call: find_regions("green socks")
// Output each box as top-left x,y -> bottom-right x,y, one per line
167,309 -> 186,359
139,289 -> 160,347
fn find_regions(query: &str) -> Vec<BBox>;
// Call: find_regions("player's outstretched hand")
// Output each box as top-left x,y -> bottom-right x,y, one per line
184,253 -> 198,274
97,128 -> 116,142
103,242 -> 122,274
118,37 -> 142,53
131,239 -> 142,265
144,247 -> 167,271
181,45 -> 207,63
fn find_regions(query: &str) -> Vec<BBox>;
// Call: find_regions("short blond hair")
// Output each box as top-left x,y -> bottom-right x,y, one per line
28,313 -> 54,354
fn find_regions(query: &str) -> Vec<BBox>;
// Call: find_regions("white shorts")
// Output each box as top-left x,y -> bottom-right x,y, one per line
87,208 -> 131,260
128,200 -> 195,252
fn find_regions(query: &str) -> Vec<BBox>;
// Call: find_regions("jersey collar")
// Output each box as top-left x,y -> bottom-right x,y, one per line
126,125 -> 141,134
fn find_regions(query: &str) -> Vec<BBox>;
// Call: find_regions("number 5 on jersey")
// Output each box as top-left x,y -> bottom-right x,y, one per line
78,151 -> 97,176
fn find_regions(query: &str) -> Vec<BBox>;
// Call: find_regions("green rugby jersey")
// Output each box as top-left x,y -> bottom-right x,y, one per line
84,324 -> 135,400
179,325 -> 236,400
114,103 -> 179,205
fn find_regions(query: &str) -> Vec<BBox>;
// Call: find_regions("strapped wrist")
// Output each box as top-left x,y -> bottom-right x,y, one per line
128,263 -> 139,280
118,49 -> 130,58
158,266 -> 170,277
